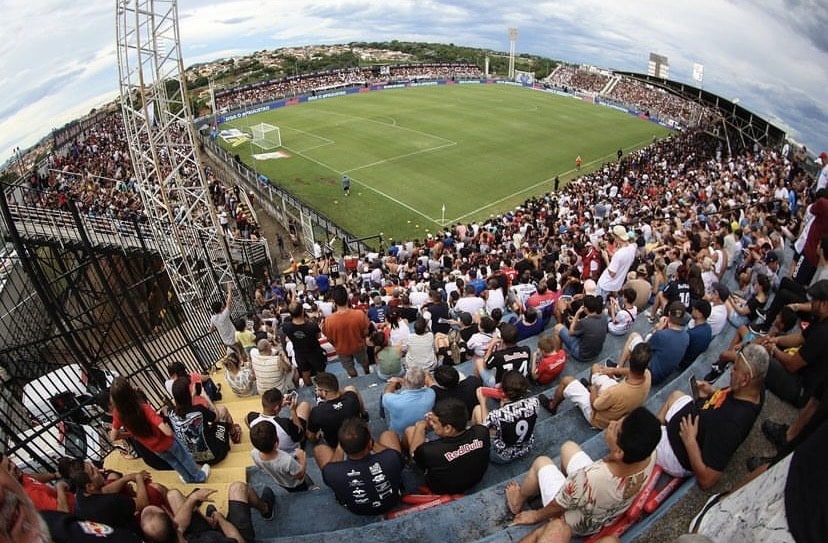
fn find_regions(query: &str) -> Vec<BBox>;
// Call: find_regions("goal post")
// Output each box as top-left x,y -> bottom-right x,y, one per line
250,123 -> 281,150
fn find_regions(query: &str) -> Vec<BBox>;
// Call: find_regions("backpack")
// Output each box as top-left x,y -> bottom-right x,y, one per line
446,328 -> 467,366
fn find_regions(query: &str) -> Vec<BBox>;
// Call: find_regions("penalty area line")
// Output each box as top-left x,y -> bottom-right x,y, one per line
282,145 -> 441,228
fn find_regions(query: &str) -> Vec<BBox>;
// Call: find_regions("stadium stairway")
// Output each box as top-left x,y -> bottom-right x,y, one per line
103,382 -> 266,519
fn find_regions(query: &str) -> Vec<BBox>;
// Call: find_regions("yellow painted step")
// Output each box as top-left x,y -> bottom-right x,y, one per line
104,361 -> 267,516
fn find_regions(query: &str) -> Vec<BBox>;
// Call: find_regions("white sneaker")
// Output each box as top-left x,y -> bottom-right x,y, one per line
200,463 -> 211,482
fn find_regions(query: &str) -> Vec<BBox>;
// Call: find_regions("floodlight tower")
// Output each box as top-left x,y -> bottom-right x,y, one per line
115,0 -> 236,306
508,27 -> 518,79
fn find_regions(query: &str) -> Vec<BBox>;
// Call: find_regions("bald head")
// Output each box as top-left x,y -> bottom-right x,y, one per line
141,505 -> 178,543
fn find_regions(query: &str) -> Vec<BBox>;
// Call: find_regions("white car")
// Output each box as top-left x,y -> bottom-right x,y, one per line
8,421 -> 107,472
22,363 -> 117,425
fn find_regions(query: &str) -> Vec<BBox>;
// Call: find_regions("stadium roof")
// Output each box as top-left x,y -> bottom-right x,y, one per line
616,71 -> 787,150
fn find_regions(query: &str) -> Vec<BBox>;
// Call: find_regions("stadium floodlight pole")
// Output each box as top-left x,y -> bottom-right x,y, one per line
508,27 -> 518,80
209,77 -> 217,129
115,0 -> 239,309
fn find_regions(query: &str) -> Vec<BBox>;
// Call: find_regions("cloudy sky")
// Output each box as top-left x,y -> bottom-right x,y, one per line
2,0 -> 826,164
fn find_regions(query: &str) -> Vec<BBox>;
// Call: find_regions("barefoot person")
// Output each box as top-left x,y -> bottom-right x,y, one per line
504,407 -> 660,539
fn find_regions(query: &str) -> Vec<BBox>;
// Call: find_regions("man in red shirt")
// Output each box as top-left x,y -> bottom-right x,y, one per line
323,285 -> 371,377
9,459 -> 74,513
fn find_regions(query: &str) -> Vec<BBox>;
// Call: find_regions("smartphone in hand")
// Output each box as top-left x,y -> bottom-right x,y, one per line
689,376 -> 700,414
689,376 -> 699,401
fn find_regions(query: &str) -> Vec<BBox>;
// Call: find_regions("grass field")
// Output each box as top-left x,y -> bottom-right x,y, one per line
218,84 -> 671,242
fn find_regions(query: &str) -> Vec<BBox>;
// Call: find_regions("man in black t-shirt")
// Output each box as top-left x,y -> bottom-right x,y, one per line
67,459 -> 145,534
763,279 -> 828,407
281,301 -> 326,386
431,364 -> 482,415
141,484 -> 274,543
474,323 -> 531,387
405,397 -> 490,494
654,344 -> 767,489
317,418 -> 404,515
305,372 -> 366,449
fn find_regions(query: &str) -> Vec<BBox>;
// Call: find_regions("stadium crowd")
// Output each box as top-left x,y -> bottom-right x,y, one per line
14,112 -> 264,242
544,64 -> 610,94
605,77 -> 700,126
215,64 -> 485,112
11,65 -> 828,543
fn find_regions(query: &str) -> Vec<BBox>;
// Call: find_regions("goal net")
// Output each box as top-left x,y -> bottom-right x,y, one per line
250,123 -> 282,150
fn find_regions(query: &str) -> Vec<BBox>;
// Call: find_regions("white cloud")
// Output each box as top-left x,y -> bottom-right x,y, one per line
1,0 -> 826,163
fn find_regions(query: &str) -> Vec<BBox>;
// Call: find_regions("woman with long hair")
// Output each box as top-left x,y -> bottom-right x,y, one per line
108,377 -> 209,483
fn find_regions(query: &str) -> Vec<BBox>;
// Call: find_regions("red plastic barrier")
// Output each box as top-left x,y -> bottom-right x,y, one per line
385,495 -> 462,519
626,465 -> 663,521
401,493 -> 462,505
644,476 -> 686,514
479,386 -> 505,400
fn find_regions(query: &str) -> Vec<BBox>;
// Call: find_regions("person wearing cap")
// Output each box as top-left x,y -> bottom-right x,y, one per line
760,279 -> 828,408
680,300 -> 713,369
760,235 -> 828,327
753,250 -> 782,293
647,262 -> 689,323
653,343 -> 768,489
595,224 -> 637,300
618,301 -> 689,385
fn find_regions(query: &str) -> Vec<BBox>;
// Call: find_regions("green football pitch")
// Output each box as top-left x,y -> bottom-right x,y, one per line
218,84 -> 671,242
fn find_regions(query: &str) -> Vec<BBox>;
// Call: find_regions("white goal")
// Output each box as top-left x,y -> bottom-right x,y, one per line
250,123 -> 282,150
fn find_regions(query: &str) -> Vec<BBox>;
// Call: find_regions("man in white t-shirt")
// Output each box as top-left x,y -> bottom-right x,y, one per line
708,282 -> 730,337
454,284 -> 486,316
816,151 -> 828,191
209,282 -> 244,357
596,225 -> 637,299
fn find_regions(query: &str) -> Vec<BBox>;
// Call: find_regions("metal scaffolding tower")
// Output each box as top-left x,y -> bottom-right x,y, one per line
115,0 -> 236,305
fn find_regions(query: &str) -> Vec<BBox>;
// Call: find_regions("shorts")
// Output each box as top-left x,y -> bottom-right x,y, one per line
184,499 -> 253,543
227,499 -> 255,543
538,451 -> 593,506
563,374 -> 619,425
338,348 -> 368,374
296,349 -> 327,374
655,394 -> 694,478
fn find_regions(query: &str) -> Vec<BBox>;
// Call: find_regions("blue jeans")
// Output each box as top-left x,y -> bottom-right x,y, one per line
558,326 -> 588,362
158,436 -> 205,483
